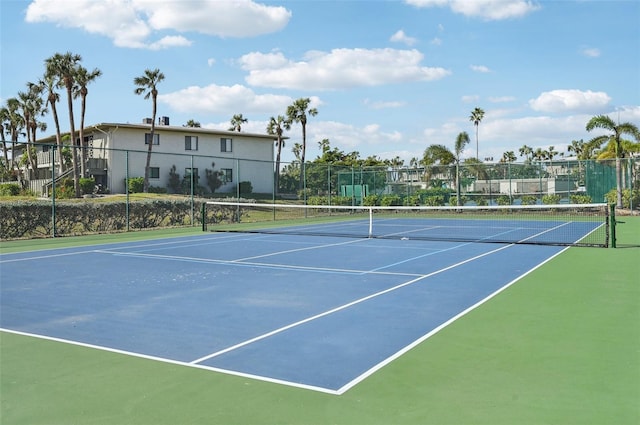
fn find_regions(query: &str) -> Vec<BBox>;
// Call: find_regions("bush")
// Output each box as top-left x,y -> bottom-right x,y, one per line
380,194 -> 402,206
605,188 -> 640,209
79,177 -> 95,195
570,194 -> 592,204
449,195 -> 467,206
0,183 -> 21,196
423,195 -> 445,206
542,194 -> 561,205
520,195 -> 537,205
362,195 -> 379,206
239,181 -> 253,195
55,178 -> 75,199
126,177 -> 145,193
496,195 -> 511,206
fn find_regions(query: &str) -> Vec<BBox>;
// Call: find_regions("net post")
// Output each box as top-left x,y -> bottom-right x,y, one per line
609,203 -> 616,248
368,207 -> 373,238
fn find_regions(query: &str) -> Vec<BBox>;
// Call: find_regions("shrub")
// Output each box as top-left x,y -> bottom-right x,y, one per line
79,177 -> 95,195
570,194 -> 592,204
496,195 -> 511,206
520,195 -> 537,205
542,194 -> 561,205
449,195 -> 467,206
380,194 -> 402,206
0,183 -> 21,196
362,195 -> 379,206
55,178 -> 76,199
605,188 -> 640,209
239,181 -> 253,195
423,195 -> 445,206
126,177 -> 144,193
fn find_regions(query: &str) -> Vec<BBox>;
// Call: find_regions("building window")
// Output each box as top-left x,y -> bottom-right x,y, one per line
221,168 -> 233,183
150,167 -> 160,179
185,136 -> 198,151
220,138 -> 232,152
145,133 -> 160,145
184,168 -> 199,183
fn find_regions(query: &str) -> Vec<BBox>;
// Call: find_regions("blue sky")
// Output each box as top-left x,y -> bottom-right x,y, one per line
1,0 -> 639,165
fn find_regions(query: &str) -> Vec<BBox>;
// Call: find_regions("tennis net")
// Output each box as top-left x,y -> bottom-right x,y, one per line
203,201 -> 610,247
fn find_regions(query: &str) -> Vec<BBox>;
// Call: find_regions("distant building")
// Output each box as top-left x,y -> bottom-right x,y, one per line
22,118 -> 278,195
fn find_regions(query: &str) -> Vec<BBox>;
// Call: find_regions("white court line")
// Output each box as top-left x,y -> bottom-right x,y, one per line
0,327 -> 340,395
97,250 -> 424,277
335,244 -> 571,395
189,242 -> 514,365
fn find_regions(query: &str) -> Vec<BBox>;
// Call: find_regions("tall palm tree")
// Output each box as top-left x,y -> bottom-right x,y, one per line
47,52 -> 82,196
41,62 -> 64,174
518,144 -> 533,163
228,114 -> 247,132
286,98 -> 318,190
266,115 -> 290,193
1,98 -> 24,176
586,115 -> 640,207
134,68 -> 165,193
453,132 -> 470,205
17,82 -> 47,174
74,65 -> 102,177
469,107 -> 485,160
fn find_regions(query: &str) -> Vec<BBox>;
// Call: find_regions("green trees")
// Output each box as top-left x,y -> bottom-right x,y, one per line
266,115 -> 290,193
286,98 -> 318,190
586,115 -> 640,208
74,65 -> 102,177
469,107 -> 485,160
134,68 -> 165,193
228,114 -> 248,132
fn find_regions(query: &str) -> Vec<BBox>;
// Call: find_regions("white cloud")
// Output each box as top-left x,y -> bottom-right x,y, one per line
488,96 -> 516,103
239,48 -> 451,90
430,37 -> 443,46
580,47 -> 601,58
529,89 -> 611,113
462,95 -> 480,103
207,58 -> 216,67
25,0 -> 291,49
158,84 -> 294,114
470,64 -> 491,73
390,30 -> 418,46
363,99 -> 407,109
405,0 -> 540,20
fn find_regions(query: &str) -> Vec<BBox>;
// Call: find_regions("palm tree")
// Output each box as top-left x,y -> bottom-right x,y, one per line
453,132 -> 470,205
286,98 -> 318,190
423,134 -> 470,205
184,119 -> 201,128
74,65 -> 102,177
17,82 -> 47,174
41,61 -> 64,174
46,52 -> 82,196
228,114 -> 247,132
519,144 -> 533,163
266,115 -> 290,193
469,107 -> 485,160
586,115 -> 640,208
1,98 -> 24,176
134,68 -> 165,193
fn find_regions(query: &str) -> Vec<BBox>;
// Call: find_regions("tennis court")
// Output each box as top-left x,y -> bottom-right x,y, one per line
0,203 -> 610,395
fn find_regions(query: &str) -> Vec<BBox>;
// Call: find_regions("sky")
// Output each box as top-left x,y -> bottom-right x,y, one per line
1,0 -> 639,165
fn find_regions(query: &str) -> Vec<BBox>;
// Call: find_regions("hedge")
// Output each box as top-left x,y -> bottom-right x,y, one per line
0,199 -> 208,240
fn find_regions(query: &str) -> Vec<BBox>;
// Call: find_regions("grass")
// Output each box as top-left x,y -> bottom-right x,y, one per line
1,217 -> 638,424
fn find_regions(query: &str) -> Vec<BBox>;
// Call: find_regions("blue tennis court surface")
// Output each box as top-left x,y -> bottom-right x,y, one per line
1,232 -> 571,394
